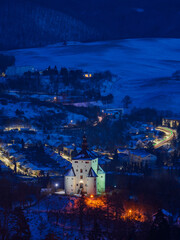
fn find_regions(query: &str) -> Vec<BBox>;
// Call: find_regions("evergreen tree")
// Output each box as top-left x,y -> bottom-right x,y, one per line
38,216 -> 46,238
0,54 -> 15,71
12,207 -> 31,240
147,141 -> 154,152
54,65 -> 58,75
149,209 -> 170,240
21,138 -> 24,150
44,233 -> 59,240
88,220 -> 102,240
60,67 -> 69,86
111,149 -> 119,171
121,95 -> 132,109
77,194 -> 86,232
13,158 -> 17,174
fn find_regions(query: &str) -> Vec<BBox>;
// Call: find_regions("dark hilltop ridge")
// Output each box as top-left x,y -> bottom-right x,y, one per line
0,0 -> 101,50
1,0 -> 180,50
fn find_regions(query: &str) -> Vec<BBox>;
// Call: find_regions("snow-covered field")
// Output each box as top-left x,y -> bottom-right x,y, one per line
3,39 -> 180,113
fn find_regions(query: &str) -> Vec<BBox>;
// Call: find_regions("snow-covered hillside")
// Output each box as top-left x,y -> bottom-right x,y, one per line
3,38 -> 180,112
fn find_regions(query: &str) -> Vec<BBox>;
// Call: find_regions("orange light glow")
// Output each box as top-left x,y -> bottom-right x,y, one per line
65,196 -> 147,223
85,196 -> 106,209
121,208 -> 146,222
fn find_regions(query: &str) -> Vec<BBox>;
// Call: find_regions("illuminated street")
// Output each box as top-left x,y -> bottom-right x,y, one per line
0,151 -> 26,175
153,127 -> 177,149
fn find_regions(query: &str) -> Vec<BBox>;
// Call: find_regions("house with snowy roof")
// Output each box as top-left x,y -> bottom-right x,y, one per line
162,117 -> 180,128
64,136 -> 105,196
129,149 -> 157,167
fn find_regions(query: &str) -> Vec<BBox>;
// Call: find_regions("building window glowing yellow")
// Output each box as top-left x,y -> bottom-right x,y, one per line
84,73 -> 92,78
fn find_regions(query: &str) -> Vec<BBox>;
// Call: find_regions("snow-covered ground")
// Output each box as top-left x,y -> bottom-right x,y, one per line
0,101 -> 40,118
66,112 -> 87,123
2,38 -> 180,112
0,99 -> 86,125
25,195 -> 84,240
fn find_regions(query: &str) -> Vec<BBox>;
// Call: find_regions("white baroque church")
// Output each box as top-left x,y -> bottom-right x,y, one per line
64,136 -> 105,195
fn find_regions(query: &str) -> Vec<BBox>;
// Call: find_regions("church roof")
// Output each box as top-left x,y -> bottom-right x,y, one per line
73,149 -> 97,160
97,165 -> 105,174
65,167 -> 76,177
87,167 -> 98,177
72,135 -> 98,160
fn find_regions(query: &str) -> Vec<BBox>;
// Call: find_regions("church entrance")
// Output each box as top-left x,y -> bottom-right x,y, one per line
77,182 -> 84,194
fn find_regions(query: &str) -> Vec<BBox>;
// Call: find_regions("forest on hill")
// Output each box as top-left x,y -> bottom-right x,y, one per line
0,0 -> 100,50
1,0 -> 180,50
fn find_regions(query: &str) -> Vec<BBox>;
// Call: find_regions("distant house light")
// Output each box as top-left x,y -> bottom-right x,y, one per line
84,73 -> 92,78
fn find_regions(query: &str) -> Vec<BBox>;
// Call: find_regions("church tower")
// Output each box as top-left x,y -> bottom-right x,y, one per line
64,136 -> 105,195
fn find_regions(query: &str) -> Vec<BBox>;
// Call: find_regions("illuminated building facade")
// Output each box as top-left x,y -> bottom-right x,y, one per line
64,136 -> 105,195
162,117 -> 180,128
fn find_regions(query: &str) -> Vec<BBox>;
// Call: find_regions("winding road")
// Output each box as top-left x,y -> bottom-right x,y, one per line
153,126 -> 177,149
